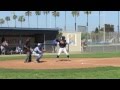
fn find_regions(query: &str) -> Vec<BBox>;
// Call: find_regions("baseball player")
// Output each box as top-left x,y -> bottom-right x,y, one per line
56,36 -> 69,58
1,37 -> 8,55
32,43 -> 44,63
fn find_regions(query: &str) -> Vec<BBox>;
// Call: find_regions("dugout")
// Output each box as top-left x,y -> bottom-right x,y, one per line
0,27 -> 61,53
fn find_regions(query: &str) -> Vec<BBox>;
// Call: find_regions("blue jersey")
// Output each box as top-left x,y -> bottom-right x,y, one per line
34,45 -> 43,54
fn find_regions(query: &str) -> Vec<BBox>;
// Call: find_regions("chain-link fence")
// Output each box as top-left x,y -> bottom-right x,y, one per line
83,44 -> 120,53
0,43 -> 69,55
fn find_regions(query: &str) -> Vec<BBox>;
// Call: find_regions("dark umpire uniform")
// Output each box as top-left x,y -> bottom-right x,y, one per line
56,36 -> 69,58
24,38 -> 32,63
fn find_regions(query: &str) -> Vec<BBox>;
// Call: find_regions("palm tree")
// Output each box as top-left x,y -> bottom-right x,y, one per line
18,16 -> 25,28
0,18 -> 5,27
52,11 -> 60,28
35,11 -> 41,28
43,11 -> 50,28
25,11 -> 32,28
71,11 -> 79,31
13,12 -> 17,28
12,11 -> 17,28
5,16 -> 10,27
118,11 -> 119,43
84,11 -> 92,41
13,15 -> 17,28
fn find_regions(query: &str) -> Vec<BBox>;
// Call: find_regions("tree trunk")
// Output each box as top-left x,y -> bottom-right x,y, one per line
21,22 -> 22,28
15,19 -> 16,28
28,16 -> 30,28
75,15 -> 76,31
55,16 -> 56,28
7,21 -> 9,27
46,14 -> 47,28
37,15 -> 38,28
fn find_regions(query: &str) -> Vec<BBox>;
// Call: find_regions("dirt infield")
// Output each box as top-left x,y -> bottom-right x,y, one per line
0,58 -> 120,69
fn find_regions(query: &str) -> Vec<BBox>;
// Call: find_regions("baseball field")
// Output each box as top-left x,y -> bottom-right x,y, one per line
0,52 -> 120,79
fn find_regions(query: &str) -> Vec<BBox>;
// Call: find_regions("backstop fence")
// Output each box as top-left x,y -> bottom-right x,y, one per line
0,43 -> 69,55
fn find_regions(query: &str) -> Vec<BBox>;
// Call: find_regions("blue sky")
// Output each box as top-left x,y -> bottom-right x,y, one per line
0,11 -> 119,32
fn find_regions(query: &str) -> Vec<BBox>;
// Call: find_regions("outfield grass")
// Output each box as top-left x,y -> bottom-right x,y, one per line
0,66 -> 120,79
0,52 -> 120,61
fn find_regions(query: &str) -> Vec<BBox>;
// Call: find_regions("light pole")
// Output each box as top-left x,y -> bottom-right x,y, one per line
118,11 -> 119,43
86,14 -> 88,42
103,12 -> 106,42
65,11 -> 66,31
98,11 -> 101,42
99,11 -> 101,31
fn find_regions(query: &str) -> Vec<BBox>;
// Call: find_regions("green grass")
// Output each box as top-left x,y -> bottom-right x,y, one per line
0,55 -> 26,61
0,66 -> 120,79
1,52 -> 120,61
69,52 -> 120,58
0,52 -> 120,79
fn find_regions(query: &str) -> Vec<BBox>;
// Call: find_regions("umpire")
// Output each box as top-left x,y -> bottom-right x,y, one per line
24,38 -> 32,63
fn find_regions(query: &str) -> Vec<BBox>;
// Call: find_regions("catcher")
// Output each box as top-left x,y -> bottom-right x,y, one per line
56,36 -> 69,58
32,43 -> 45,63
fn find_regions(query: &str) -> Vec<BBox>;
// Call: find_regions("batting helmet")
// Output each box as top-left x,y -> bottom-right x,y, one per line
61,36 -> 65,40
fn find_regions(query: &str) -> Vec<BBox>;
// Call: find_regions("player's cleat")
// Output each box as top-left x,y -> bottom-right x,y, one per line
28,60 -> 32,62
57,55 -> 59,58
24,61 -> 31,63
37,60 -> 40,63
24,61 -> 27,63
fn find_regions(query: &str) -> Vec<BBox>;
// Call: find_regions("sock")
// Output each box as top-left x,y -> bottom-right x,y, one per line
57,55 -> 59,58
67,55 -> 69,58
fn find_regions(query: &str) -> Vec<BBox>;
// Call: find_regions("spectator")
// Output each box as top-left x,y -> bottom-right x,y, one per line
83,40 -> 87,52
16,46 -> 22,54
1,37 -> 8,55
52,39 -> 58,53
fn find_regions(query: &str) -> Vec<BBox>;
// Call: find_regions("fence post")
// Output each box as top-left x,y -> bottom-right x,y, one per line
68,44 -> 69,53
90,46 -> 91,53
115,45 -> 117,52
103,45 -> 104,53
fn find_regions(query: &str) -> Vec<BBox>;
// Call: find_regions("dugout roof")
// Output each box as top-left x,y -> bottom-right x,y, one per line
0,27 -> 61,35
